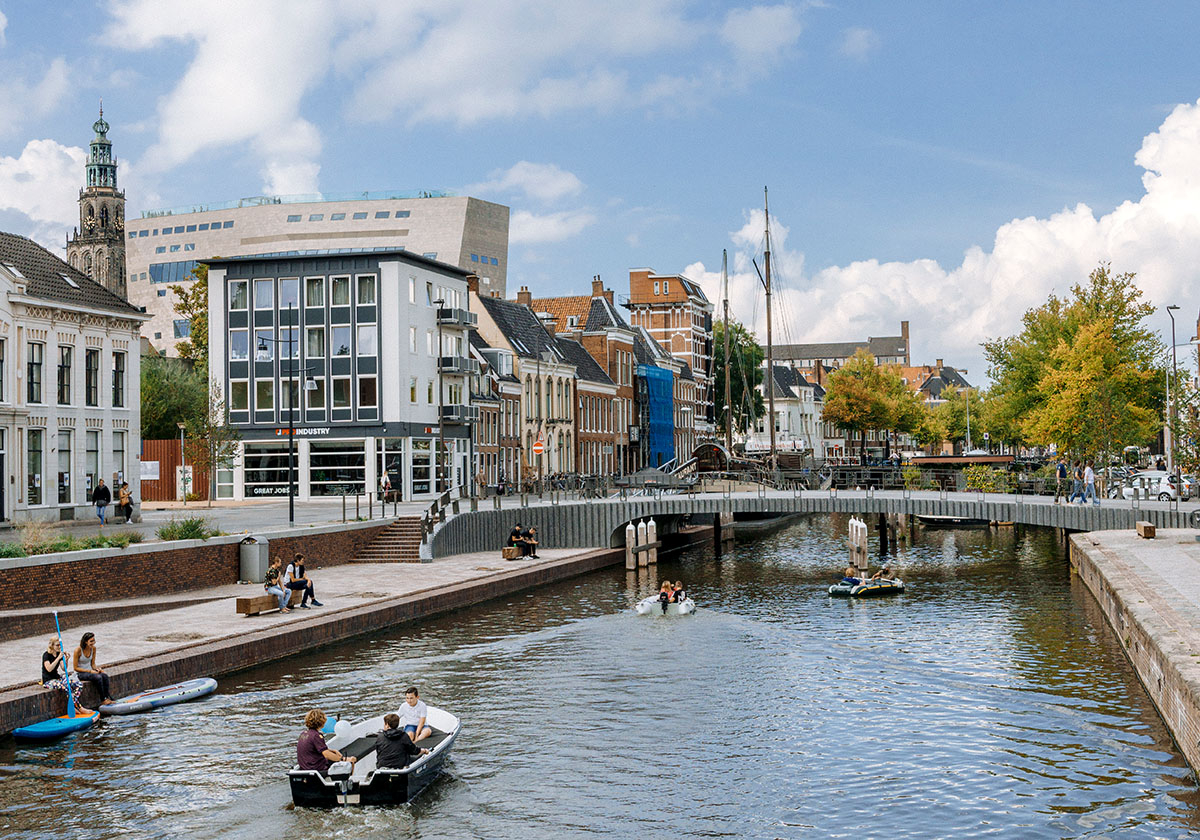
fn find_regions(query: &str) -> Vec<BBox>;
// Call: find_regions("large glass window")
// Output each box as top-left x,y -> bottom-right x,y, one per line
357,275 -> 376,305
254,278 -> 274,309
57,346 -> 72,405
244,442 -> 290,497
357,325 -> 376,356
26,342 -> 43,403
280,380 -> 300,413
230,380 -> 249,411
333,378 -> 351,408
281,327 -> 299,358
256,380 -> 274,411
57,430 -> 71,504
254,329 -> 274,361
113,431 -> 125,484
229,280 -> 247,310
305,277 -> 324,307
411,439 -> 432,495
229,330 -> 248,361
307,377 -> 325,409
279,277 -> 299,311
85,430 -> 99,497
331,327 -> 351,356
27,429 -> 43,505
0,339 -> 7,402
309,440 -> 365,496
112,352 -> 126,407
306,327 -> 325,357
85,348 -> 99,406
331,276 -> 350,306
359,376 -> 377,408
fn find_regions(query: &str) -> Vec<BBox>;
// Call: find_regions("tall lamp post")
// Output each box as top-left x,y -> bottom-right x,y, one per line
257,302 -> 316,526
177,422 -> 187,505
1167,304 -> 1180,473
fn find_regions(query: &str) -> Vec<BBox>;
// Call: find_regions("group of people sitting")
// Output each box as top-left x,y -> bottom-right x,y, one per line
263,553 -> 323,613
40,631 -> 117,713
297,687 -> 434,774
840,564 -> 895,584
657,580 -> 687,613
505,523 -> 540,559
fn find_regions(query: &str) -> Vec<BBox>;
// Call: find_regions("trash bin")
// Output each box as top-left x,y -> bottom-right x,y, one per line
240,536 -> 269,583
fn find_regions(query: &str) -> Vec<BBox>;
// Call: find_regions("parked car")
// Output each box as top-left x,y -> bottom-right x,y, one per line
1118,470 -> 1183,501
1180,474 -> 1196,501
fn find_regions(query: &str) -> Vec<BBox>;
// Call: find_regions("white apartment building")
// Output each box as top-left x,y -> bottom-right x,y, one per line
130,191 -> 508,355
0,233 -> 147,522
749,365 -> 823,456
206,249 -> 477,502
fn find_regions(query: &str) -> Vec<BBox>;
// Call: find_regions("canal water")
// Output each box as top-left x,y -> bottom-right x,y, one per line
3,515 -> 1199,839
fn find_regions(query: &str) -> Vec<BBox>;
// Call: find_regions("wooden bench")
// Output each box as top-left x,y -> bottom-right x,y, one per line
236,589 -> 302,616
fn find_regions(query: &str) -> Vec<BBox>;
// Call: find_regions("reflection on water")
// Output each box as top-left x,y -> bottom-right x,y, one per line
2,515 -> 1198,839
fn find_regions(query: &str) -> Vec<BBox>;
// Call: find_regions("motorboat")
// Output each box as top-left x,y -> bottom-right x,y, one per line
289,705 -> 460,807
635,595 -> 696,616
916,515 -> 989,528
828,577 -> 905,597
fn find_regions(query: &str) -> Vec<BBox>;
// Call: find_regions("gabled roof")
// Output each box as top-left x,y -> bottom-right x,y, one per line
528,294 -> 591,328
773,334 -> 907,362
920,366 -> 972,399
584,295 -> 630,332
555,336 -> 613,386
766,365 -> 816,399
0,232 -> 141,315
678,360 -> 694,381
632,325 -> 672,368
477,295 -> 563,362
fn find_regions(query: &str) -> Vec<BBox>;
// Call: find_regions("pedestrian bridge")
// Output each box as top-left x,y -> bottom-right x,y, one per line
429,489 -> 1199,558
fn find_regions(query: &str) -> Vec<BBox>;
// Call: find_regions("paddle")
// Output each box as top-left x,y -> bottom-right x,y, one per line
52,611 -> 76,718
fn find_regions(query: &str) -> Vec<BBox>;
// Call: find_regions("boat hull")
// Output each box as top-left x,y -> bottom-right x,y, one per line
99,677 -> 218,715
635,596 -> 695,616
13,711 -> 99,741
828,579 -> 905,598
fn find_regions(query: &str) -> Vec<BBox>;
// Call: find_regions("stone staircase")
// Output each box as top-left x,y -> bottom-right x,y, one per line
354,516 -> 424,563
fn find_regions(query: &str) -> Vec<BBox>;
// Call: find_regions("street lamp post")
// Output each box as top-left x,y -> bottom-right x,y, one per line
1167,304 -> 1180,473
434,299 -> 446,495
257,302 -> 316,526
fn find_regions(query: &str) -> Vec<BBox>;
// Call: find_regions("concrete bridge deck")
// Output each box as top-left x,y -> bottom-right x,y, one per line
432,488 -> 1200,557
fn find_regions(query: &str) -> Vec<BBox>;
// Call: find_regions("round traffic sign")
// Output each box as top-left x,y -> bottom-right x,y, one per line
532,438 -> 545,456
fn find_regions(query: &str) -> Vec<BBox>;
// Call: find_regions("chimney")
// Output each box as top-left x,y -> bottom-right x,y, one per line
466,273 -> 479,294
516,285 -> 532,306
935,358 -> 943,369
538,313 -> 556,337
591,275 -> 604,298
901,320 -> 909,341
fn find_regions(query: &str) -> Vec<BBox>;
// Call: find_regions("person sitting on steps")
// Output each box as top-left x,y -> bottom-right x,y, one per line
42,637 -> 92,715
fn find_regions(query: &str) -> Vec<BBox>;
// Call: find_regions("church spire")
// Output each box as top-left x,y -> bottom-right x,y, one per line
87,103 -> 116,189
67,104 -> 127,299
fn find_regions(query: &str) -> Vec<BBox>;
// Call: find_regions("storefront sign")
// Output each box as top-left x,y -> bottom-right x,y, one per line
275,427 -> 331,437
249,485 -> 292,496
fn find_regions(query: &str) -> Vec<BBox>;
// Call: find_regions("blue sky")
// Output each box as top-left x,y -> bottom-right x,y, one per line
2,1 -> 1200,381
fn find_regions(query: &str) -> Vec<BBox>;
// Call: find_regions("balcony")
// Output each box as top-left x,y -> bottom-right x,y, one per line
437,307 -> 478,328
438,356 -> 481,376
441,404 -> 480,424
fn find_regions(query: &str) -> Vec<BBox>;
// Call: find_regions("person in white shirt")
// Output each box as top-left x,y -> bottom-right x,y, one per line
282,553 -> 322,608
398,686 -> 432,742
1083,462 -> 1099,506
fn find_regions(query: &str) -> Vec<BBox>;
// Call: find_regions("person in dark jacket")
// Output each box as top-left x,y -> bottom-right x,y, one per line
508,523 -> 523,547
375,713 -> 428,769
92,479 -> 111,528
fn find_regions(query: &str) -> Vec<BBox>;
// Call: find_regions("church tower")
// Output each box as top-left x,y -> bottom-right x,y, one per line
66,105 -> 126,299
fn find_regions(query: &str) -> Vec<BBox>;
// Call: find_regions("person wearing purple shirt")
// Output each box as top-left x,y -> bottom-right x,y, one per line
297,709 -> 356,774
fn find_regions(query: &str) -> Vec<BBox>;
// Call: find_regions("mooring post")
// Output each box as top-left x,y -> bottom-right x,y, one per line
625,521 -> 636,570
637,519 -> 649,568
648,517 -> 658,564
713,512 -> 723,556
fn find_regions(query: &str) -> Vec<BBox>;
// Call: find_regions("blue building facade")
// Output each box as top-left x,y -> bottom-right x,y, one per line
637,364 -> 674,468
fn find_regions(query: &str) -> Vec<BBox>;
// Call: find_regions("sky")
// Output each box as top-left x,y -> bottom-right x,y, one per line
2,1 -> 1200,383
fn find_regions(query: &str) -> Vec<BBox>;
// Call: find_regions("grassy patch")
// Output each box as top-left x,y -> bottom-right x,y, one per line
156,516 -> 221,541
0,530 -> 145,558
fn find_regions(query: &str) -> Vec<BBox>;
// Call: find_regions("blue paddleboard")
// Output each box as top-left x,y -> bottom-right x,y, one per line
99,677 -> 218,715
13,711 -> 99,741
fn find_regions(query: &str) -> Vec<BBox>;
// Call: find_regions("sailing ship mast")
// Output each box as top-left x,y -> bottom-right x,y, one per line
763,187 -> 777,473
722,249 -> 733,451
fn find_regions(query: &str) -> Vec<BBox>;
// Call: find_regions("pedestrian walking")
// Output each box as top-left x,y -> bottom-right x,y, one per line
92,479 -> 111,527
1053,457 -> 1068,504
1068,461 -> 1085,504
1083,461 -> 1099,506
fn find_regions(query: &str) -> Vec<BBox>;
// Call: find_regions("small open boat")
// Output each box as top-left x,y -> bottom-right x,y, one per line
99,677 -> 217,715
916,515 -> 989,528
828,578 -> 905,597
289,705 -> 460,807
635,595 -> 695,616
13,710 -> 99,742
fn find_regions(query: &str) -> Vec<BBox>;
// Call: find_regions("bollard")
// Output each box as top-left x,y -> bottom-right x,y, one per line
369,494 -> 373,520
342,492 -> 347,523
355,493 -> 360,520
637,519 -> 649,568
647,517 -> 658,565
625,522 -> 637,570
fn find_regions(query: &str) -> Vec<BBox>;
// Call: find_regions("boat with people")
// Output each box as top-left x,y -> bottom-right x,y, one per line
98,677 -> 217,715
635,595 -> 696,616
828,577 -> 905,597
289,705 -> 460,807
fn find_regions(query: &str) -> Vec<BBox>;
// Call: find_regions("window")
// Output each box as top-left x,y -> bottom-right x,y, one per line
255,329 -> 274,361
254,278 -> 274,309
663,280 -> 669,294
409,377 -> 418,402
332,378 -> 351,408
279,277 -> 299,310
173,319 -> 191,339
223,221 -> 234,229
331,326 -> 351,356
470,254 -> 479,263
422,252 -> 437,260
308,214 -> 324,222
374,211 -> 390,219
330,213 -> 345,221
229,330 -> 248,361
281,327 -> 299,358
426,330 -> 434,355
306,377 -> 325,409
199,223 -> 209,231
85,430 -> 99,497
357,275 -> 376,305
170,244 -> 181,253
138,230 -> 148,237
490,257 -> 498,266
57,346 -> 72,405
409,277 -> 416,303
396,210 -> 410,218
331,276 -> 350,306
26,342 -> 43,403
305,276 -> 324,307
653,281 -> 660,295
409,327 -> 417,353
112,352 -> 126,407
184,243 -> 196,251
255,380 -> 274,411
155,246 -> 166,254
113,431 -> 125,484
186,224 -> 196,232
359,377 -> 377,408
58,430 -> 72,504
357,325 -> 377,356
279,380 -> 299,412
426,380 -> 435,404
0,339 -> 7,401
230,380 -> 249,411
230,281 -> 247,310
85,349 -> 99,405
27,429 -> 43,505
287,214 -> 301,223
352,211 -> 368,220
306,327 -> 325,357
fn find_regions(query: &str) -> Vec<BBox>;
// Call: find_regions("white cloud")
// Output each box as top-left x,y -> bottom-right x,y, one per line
685,98 -> 1200,384
722,5 -> 804,71
839,27 -> 879,61
0,10 -> 8,46
0,139 -> 85,245
469,161 -> 585,204
510,209 -> 597,244
0,57 -> 70,136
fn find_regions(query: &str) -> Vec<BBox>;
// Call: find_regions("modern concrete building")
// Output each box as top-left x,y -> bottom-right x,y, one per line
206,249 -> 476,502
130,192 -> 508,355
0,232 -> 148,522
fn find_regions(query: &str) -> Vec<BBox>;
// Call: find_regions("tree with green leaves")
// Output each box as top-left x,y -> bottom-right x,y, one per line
983,263 -> 1164,459
820,349 -> 896,462
170,263 -> 208,369
184,381 -> 241,507
140,354 -> 207,439
713,320 -> 765,435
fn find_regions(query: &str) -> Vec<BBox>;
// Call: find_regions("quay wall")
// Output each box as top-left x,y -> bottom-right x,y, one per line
0,541 -> 642,736
1069,533 -> 1200,776
0,519 -> 392,611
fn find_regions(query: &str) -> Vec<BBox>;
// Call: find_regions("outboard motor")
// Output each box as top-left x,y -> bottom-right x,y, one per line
327,760 -> 354,804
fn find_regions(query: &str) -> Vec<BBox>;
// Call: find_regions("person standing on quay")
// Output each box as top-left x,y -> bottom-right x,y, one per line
1054,457 -> 1068,504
